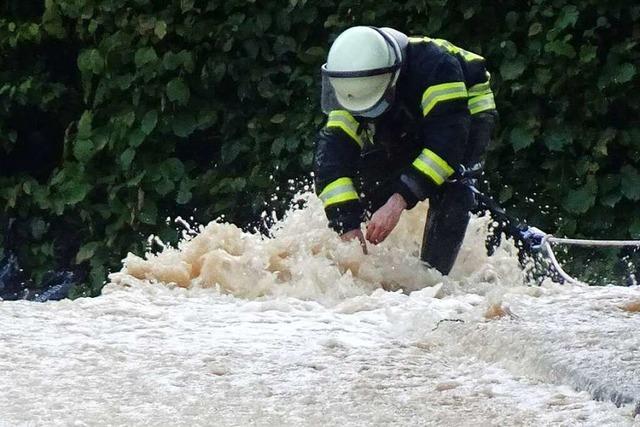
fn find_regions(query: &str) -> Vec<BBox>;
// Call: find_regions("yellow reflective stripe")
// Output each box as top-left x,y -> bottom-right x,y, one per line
468,81 -> 492,97
468,93 -> 496,115
319,177 -> 359,207
411,149 -> 454,185
421,82 -> 468,116
326,110 -> 362,148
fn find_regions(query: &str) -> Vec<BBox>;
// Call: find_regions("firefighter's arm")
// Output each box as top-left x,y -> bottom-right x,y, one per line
394,54 -> 471,208
314,110 -> 365,235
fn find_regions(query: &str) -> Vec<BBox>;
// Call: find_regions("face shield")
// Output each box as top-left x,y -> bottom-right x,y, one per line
320,27 -> 404,119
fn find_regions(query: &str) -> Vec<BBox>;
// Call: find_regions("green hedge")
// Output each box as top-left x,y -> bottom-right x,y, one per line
1,0 -> 638,294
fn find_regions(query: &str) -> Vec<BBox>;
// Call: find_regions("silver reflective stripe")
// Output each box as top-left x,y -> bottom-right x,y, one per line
326,111 -> 362,148
328,114 -> 357,132
319,183 -> 356,203
469,94 -> 496,114
468,82 -> 491,97
416,152 -> 451,180
420,82 -> 468,116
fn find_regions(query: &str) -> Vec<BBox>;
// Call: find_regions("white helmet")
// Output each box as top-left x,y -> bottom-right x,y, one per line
321,26 -> 406,118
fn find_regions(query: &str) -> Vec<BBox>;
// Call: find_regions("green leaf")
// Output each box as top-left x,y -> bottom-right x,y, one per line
154,20 -> 167,39
257,79 -> 274,98
134,47 -> 158,67
300,151 -> 313,167
221,142 -> 242,164
164,158 -> 185,179
544,40 -> 576,58
270,114 -> 286,124
543,128 -> 573,152
613,63 -> 636,84
76,241 -> 100,264
77,110 -> 93,139
271,137 -> 285,156
579,45 -> 597,64
599,174 -> 622,208
163,52 -> 181,70
139,199 -> 158,225
77,49 -> 104,74
155,178 -> 175,196
600,193 -> 622,208
232,177 -> 246,191
181,0 -> 195,12
166,78 -> 190,104
43,0 -> 65,37
141,110 -> 158,135
129,129 -> 146,147
555,5 -> 579,30
528,22 -> 542,36
286,138 -> 299,152
89,265 -> 106,294
562,179 -> 597,214
176,182 -> 192,205
171,113 -> 197,137
462,6 -> 475,20
126,171 -> 146,188
500,57 -> 526,81
162,50 -> 194,72
64,181 -> 91,206
120,148 -> 135,170
73,138 -> 94,162
620,165 -> 640,201
510,127 -> 535,151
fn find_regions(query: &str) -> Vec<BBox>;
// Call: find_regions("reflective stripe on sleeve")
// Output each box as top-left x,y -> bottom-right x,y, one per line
468,93 -> 496,115
411,149 -> 455,185
468,81 -> 492,97
325,110 -> 363,149
319,177 -> 359,208
421,82 -> 468,116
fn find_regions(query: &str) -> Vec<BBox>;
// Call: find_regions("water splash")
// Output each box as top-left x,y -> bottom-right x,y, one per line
113,192 -> 526,306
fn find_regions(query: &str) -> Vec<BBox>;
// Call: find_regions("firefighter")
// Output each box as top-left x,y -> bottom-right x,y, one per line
314,26 -> 497,275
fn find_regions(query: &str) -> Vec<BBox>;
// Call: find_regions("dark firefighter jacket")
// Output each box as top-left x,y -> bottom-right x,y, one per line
314,36 -> 497,234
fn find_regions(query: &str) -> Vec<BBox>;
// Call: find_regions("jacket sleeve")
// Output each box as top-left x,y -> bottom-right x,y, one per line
314,110 -> 364,234
395,54 -> 471,208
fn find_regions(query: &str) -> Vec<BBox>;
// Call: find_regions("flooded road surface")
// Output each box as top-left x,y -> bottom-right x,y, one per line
1,197 -> 639,426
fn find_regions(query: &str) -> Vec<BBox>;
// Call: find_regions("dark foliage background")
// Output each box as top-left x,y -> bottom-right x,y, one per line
1,0 -> 638,295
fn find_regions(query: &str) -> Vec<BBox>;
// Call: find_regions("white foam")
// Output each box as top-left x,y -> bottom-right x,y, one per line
1,192 -> 638,426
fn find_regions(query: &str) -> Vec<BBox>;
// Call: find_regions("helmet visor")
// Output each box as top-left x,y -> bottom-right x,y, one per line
321,66 -> 398,118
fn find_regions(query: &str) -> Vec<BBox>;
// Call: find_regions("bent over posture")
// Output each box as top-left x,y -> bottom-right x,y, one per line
314,26 -> 497,275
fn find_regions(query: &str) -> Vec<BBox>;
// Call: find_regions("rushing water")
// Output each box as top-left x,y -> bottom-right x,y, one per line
1,194 -> 639,426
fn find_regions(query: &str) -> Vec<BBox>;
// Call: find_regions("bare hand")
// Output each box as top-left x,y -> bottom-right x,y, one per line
366,193 -> 407,245
341,229 -> 368,254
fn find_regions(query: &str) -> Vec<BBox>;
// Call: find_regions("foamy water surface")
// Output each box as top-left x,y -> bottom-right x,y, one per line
1,194 -> 639,426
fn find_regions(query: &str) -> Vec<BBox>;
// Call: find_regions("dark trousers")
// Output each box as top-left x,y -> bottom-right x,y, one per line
358,112 -> 497,275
